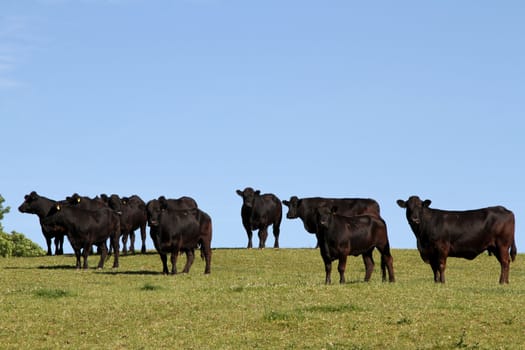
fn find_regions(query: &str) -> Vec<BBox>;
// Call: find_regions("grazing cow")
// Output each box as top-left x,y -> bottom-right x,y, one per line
18,191 -> 65,255
107,194 -> 147,254
236,187 -> 282,249
316,206 -> 395,284
43,204 -> 121,269
397,196 -> 516,284
146,196 -> 201,274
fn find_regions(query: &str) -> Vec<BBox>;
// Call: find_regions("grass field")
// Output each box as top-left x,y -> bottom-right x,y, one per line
1,248 -> 524,349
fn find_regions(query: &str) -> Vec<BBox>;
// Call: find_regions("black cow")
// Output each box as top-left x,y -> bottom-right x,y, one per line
18,191 -> 65,255
146,196 -> 201,274
282,196 -> 381,236
152,201 -> 212,275
107,194 -> 147,254
65,193 -> 106,210
316,206 -> 395,284
397,196 -> 517,284
43,203 -> 121,269
236,187 -> 282,249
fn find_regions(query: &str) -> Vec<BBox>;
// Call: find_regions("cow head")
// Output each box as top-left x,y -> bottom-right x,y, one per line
146,199 -> 161,227
18,191 -> 41,213
107,194 -> 122,213
396,196 -> 431,226
316,206 -> 336,229
236,187 -> 260,208
282,196 -> 300,219
65,193 -> 82,206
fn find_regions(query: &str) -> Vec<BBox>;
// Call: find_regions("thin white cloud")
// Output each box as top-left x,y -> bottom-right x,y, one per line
0,16 -> 32,89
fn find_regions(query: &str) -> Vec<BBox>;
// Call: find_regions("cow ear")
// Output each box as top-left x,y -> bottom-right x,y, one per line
236,190 -> 243,197
331,206 -> 338,214
282,200 -> 290,206
159,197 -> 168,210
396,200 -> 407,208
423,200 -> 432,207
255,190 -> 261,196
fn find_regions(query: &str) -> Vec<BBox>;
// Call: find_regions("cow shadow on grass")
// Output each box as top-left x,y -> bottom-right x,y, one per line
98,270 -> 164,276
4,265 -> 77,270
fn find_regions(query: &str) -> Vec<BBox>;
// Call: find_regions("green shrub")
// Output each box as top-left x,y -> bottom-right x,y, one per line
0,231 -> 46,257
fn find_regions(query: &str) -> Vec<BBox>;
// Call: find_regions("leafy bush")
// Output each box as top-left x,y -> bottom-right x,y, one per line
0,231 -> 46,257
0,194 -> 46,257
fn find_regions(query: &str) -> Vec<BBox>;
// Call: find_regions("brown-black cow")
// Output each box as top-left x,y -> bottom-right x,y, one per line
18,191 -> 66,255
316,206 -> 395,284
154,203 -> 212,275
397,196 -> 516,284
282,196 -> 380,235
43,203 -> 121,269
236,187 -> 282,249
146,196 -> 204,274
107,194 -> 147,255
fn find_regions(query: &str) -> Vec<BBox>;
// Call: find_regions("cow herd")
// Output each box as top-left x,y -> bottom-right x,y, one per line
18,187 -> 517,285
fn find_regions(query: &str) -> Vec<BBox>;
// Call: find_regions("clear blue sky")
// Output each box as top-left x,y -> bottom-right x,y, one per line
1,1 -> 524,253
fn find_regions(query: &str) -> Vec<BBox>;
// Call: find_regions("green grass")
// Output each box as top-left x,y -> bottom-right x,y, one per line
1,249 -> 524,349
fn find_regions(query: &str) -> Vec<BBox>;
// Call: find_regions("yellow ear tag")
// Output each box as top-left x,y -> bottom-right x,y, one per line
77,198 -> 81,203
56,204 -> 61,211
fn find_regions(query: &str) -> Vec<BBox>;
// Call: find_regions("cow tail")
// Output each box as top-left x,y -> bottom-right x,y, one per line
510,239 -> 517,262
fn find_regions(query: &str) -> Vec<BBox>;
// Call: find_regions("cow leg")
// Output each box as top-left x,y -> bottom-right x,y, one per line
201,241 -> 212,274
159,253 -> 169,274
82,246 -> 90,269
323,257 -> 332,285
430,257 -> 446,283
246,229 -> 253,249
140,224 -> 147,254
273,223 -> 280,249
438,258 -> 446,283
44,234 -> 52,256
338,256 -> 348,284
182,250 -> 195,273
378,245 -> 395,283
97,243 -> 108,269
430,259 -> 440,283
129,231 -> 136,255
121,233 -> 129,255
171,252 -> 178,274
74,248 -> 82,269
362,253 -> 375,282
494,247 -> 511,284
111,236 -> 120,269
258,228 -> 268,249
380,253 -> 395,283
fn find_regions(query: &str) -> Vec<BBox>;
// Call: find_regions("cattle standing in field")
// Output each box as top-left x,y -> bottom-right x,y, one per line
43,203 -> 121,269
315,206 -> 395,284
146,196 -> 210,274
107,194 -> 148,254
397,196 -> 516,284
282,196 -> 381,236
236,187 -> 282,249
18,191 -> 65,255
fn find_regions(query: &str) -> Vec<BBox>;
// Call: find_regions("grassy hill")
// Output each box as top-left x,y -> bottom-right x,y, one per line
1,249 -> 523,349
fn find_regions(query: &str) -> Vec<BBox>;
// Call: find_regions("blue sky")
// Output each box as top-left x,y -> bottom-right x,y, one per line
1,1 -> 524,253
